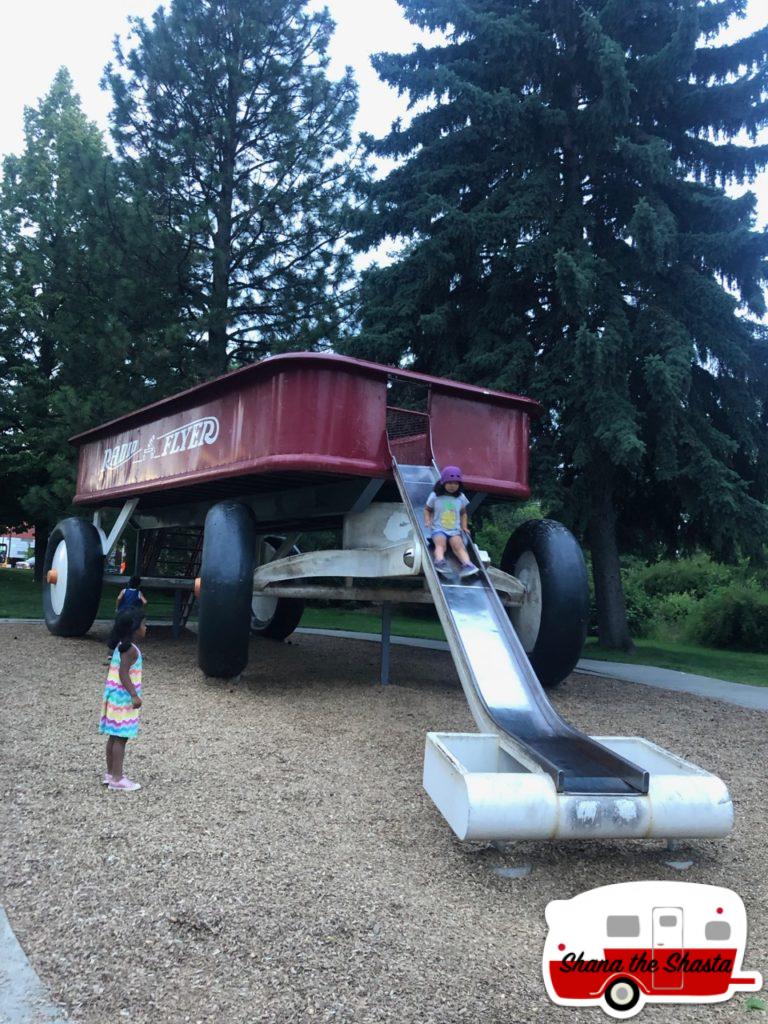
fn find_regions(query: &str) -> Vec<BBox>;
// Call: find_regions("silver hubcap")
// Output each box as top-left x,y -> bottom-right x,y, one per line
510,550 -> 542,652
251,592 -> 279,626
50,540 -> 68,615
251,539 -> 279,627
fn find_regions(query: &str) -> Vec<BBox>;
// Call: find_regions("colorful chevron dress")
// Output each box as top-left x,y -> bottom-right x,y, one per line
99,644 -> 142,738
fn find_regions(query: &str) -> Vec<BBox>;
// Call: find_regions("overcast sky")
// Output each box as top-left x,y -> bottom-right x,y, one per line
0,0 -> 765,225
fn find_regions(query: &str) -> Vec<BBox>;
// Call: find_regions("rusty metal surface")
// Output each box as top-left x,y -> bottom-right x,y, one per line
429,391 -> 530,497
72,354 -> 539,507
70,352 -> 542,445
74,361 -> 389,505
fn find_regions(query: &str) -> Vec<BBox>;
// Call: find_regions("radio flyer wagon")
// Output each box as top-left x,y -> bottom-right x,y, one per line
44,353 -> 733,842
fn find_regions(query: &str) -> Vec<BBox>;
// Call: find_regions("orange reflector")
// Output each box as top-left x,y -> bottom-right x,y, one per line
47,569 -> 58,584
194,577 -> 201,598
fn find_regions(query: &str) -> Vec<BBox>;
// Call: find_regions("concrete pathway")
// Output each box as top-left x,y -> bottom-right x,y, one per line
296,628 -> 768,711
0,908 -> 68,1023
577,658 -> 768,712
1,618 -> 173,626
2,619 -> 765,710
298,626 -> 450,651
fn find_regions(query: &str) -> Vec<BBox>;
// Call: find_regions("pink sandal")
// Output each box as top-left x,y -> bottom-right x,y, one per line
108,777 -> 141,792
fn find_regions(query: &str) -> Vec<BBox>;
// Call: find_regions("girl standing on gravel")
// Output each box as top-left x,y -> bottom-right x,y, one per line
424,465 -> 478,579
99,609 -> 146,792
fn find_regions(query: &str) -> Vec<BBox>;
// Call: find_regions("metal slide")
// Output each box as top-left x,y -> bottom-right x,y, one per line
393,462 -> 649,795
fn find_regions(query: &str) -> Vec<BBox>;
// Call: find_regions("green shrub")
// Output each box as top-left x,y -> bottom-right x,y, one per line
650,591 -> 700,641
634,554 -> 735,600
686,583 -> 768,652
475,501 -> 544,566
586,555 -> 657,638
620,572 -> 656,637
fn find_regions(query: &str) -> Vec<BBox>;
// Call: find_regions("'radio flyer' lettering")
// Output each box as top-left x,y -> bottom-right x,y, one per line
101,416 -> 219,474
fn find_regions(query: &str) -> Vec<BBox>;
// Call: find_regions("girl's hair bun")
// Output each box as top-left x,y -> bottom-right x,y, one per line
115,608 -> 145,653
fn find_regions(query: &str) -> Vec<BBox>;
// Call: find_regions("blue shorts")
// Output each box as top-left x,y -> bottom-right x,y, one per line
431,528 -> 465,540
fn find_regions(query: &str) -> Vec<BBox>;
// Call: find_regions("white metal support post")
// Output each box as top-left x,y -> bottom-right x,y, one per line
93,500 -> 139,561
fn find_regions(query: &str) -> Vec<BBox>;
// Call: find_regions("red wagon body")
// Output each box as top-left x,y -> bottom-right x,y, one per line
71,353 -> 541,507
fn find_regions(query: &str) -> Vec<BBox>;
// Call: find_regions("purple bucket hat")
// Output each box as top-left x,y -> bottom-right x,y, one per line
440,465 -> 463,484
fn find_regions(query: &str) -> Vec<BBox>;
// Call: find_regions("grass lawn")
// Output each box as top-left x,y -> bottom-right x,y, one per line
0,568 -> 178,619
301,610 -> 768,687
582,637 -> 768,688
3,568 -> 766,687
300,605 -> 446,641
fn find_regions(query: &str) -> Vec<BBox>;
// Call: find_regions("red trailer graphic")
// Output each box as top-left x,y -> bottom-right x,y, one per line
544,881 -> 763,1017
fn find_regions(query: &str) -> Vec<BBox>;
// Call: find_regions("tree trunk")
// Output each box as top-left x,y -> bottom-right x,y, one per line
588,479 -> 635,652
209,193 -> 233,376
208,41 -> 239,377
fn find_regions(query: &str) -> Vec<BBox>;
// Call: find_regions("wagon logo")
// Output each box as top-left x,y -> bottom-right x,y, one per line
102,439 -> 140,471
543,881 -> 762,1018
101,416 -> 220,473
156,416 -> 219,456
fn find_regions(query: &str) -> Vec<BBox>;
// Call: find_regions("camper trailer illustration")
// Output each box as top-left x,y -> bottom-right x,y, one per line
543,881 -> 763,1017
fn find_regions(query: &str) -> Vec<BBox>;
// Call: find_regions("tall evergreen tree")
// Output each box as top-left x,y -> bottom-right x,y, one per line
351,0 -> 768,648
0,69 -> 190,575
105,0 -> 362,375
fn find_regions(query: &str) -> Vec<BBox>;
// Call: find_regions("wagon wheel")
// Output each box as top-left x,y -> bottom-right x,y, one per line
197,501 -> 257,678
603,978 -> 642,1016
500,519 -> 589,690
251,536 -> 305,641
43,518 -> 104,636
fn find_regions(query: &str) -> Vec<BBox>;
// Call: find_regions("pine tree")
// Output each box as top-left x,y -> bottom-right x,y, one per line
0,69 -> 191,575
350,0 -> 768,649
104,0 -> 361,375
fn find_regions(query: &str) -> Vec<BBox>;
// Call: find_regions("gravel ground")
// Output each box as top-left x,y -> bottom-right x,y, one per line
1,622 -> 765,1024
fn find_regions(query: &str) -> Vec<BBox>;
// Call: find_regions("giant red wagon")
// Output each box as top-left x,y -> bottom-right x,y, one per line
43,352 -> 734,843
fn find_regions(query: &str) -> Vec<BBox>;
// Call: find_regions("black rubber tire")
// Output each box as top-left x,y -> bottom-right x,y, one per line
43,518 -> 104,636
603,978 -> 641,1014
501,519 -> 589,690
251,535 -> 305,640
253,598 -> 305,640
197,501 -> 257,678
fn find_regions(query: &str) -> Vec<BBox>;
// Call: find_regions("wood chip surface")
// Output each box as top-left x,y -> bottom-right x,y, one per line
1,623 -> 765,1023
